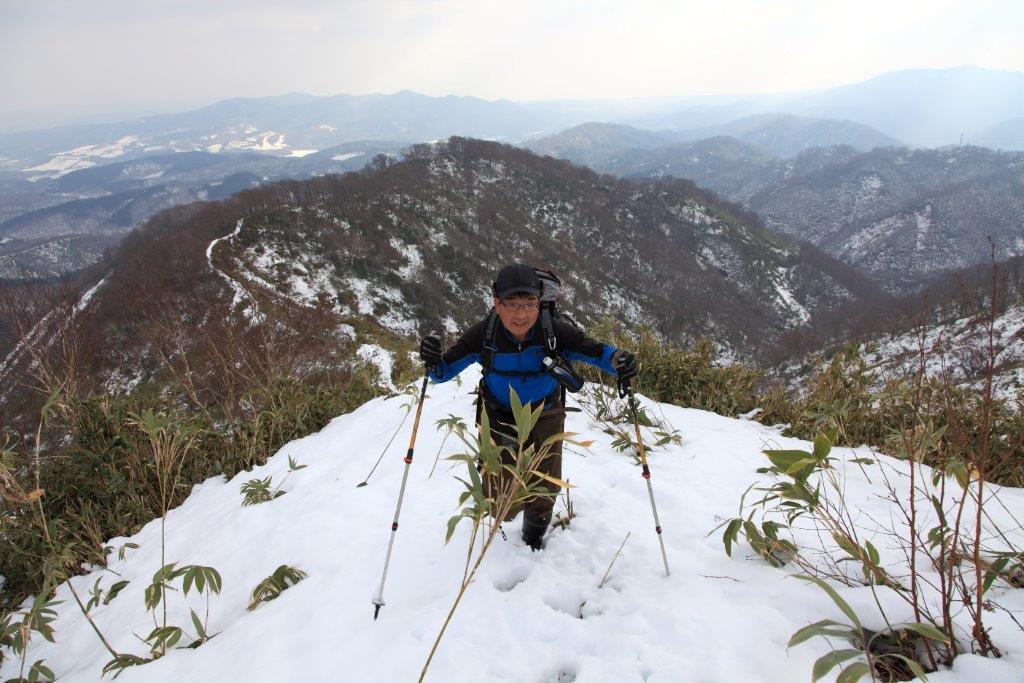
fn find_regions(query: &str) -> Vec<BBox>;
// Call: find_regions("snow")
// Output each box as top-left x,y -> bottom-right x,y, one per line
698,244 -> 725,272
357,343 -> 397,390
331,152 -> 363,162
287,272 -> 318,302
840,216 -> 900,261
771,266 -> 811,324
252,133 -> 287,151
94,136 -> 140,157
74,276 -> 107,313
377,308 -> 419,337
206,219 -> 261,320
103,364 -> 146,396
344,277 -> 375,315
865,302 -> 1024,398
23,136 -> 148,176
7,368 -> 1024,681
391,238 -> 424,280
339,276 -> 417,336
914,205 -> 933,253
860,173 -> 883,192
222,132 -> 289,153
442,316 -> 460,336
246,243 -> 335,308
671,200 -> 714,226
24,155 -> 96,176
603,287 -> 653,327
289,149 -> 318,158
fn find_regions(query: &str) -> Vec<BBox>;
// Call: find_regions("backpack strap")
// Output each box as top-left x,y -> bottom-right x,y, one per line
489,367 -> 547,378
481,308 -> 499,374
481,309 -> 547,378
540,303 -> 558,354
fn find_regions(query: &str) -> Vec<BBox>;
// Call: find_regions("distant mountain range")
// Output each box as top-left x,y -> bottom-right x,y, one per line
0,91 -> 559,176
2,66 -> 1022,178
775,66 -> 1024,149
0,108 -> 901,278
527,114 -> 897,162
974,117 -> 1024,150
673,113 -> 900,158
528,118 -> 890,190
613,66 -> 1024,149
530,129 -> 788,203
1,65 -> 1021,279
528,122 -> 1024,292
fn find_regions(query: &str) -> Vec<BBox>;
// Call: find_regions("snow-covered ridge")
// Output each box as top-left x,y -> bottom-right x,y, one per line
4,370 -> 1023,681
206,219 -> 261,320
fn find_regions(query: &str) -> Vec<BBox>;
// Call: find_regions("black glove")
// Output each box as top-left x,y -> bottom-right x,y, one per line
419,333 -> 442,367
611,349 -> 637,382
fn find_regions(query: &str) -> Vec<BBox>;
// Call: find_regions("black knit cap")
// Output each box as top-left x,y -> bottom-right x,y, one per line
492,263 -> 541,299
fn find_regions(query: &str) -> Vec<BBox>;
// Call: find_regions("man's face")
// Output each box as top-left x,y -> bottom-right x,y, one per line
494,294 -> 540,340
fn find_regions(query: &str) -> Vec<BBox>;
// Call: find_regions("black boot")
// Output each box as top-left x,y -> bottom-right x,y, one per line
521,509 -> 552,551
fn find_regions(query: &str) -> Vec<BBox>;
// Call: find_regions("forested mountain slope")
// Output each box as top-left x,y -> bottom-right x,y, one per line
82,138 -> 879,374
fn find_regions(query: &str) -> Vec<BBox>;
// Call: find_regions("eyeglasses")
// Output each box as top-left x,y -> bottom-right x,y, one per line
499,300 -> 540,312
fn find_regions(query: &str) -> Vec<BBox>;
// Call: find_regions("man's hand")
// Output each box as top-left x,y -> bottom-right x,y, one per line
611,349 -> 637,381
419,333 -> 442,367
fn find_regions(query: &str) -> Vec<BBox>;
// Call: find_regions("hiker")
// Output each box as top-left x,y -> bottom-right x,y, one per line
419,263 -> 637,550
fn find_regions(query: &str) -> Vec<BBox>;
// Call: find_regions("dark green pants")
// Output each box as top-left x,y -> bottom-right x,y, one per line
481,406 -> 565,521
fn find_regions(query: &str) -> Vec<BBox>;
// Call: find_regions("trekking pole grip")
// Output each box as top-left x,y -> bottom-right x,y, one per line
617,375 -> 630,400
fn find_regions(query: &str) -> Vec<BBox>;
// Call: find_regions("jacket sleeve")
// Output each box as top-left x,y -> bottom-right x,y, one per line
557,320 -> 617,375
428,321 -> 483,383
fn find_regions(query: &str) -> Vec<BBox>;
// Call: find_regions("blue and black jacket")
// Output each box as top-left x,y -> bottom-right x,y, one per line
429,316 -> 619,412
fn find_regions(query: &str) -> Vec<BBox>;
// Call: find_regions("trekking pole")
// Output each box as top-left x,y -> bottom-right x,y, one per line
618,377 -> 671,577
372,364 -> 434,619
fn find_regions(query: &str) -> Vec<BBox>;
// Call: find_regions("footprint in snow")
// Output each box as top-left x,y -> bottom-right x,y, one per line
491,561 -> 533,592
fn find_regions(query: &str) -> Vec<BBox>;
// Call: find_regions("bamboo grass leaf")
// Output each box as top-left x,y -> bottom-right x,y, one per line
835,661 -> 870,683
811,649 -> 863,681
794,575 -> 862,630
103,580 -> 130,605
789,619 -> 851,648
899,622 -> 949,643
883,654 -> 927,681
528,470 -> 574,489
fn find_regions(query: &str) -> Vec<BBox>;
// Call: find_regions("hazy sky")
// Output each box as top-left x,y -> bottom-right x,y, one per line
2,0 -> 1022,131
